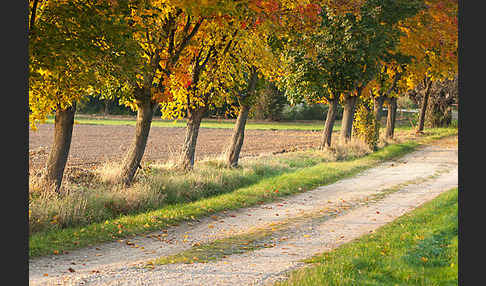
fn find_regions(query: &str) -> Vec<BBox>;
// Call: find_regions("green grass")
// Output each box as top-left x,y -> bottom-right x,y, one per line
28,128 -> 457,258
273,187 -> 458,286
153,226 -> 279,265
44,115 -> 333,131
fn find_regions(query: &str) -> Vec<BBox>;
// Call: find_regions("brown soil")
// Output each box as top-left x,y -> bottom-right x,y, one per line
29,123 -> 323,171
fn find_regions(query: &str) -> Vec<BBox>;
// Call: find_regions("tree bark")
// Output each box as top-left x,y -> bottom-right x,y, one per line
319,97 -> 339,149
417,77 -> 433,133
373,96 -> 385,123
341,94 -> 358,143
385,97 -> 398,139
118,90 -> 156,185
225,70 -> 258,167
29,0 -> 40,34
104,98 -> 110,118
225,104 -> 250,167
178,106 -> 207,170
43,102 -> 77,193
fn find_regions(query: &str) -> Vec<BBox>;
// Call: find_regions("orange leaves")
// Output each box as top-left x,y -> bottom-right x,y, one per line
323,0 -> 366,15
398,0 -> 457,85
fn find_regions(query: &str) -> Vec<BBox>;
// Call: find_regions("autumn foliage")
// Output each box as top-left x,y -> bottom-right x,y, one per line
28,0 -> 458,188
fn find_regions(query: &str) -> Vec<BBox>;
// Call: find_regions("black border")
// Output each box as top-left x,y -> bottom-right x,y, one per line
9,0 -> 29,284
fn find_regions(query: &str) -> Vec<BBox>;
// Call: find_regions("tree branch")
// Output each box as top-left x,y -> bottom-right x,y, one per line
172,17 -> 204,65
29,0 -> 40,34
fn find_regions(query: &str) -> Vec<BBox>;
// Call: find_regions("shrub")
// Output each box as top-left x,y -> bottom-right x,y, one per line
353,98 -> 380,151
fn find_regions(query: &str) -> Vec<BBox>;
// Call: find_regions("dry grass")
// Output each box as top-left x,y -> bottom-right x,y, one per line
325,137 -> 373,161
28,140 -> 371,234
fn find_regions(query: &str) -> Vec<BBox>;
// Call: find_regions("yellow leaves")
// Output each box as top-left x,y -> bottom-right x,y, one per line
399,26 -> 410,35
37,68 -> 51,77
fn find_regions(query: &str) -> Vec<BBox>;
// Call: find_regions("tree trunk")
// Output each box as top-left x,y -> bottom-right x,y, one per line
118,91 -> 156,185
385,97 -> 398,139
103,98 -> 110,118
225,70 -> 258,168
417,78 -> 433,133
43,102 -> 77,193
319,97 -> 338,149
341,95 -> 358,143
225,104 -> 250,167
179,106 -> 206,170
373,96 -> 385,123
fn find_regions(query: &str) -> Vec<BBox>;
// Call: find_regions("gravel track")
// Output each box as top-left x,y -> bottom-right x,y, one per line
29,137 -> 458,286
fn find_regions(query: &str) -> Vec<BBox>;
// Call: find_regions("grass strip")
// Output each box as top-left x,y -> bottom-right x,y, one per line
274,187 -> 458,286
43,117 -> 332,131
29,129 -> 456,258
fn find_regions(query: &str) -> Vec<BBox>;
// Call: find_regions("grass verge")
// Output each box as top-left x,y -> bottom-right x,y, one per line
273,187 -> 458,286
44,116 -> 333,131
28,128 -> 456,258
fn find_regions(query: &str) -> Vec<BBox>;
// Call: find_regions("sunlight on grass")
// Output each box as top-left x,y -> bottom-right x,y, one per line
273,188 -> 458,286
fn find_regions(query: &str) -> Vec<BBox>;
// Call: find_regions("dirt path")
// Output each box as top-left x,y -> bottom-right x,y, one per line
29,137 -> 458,286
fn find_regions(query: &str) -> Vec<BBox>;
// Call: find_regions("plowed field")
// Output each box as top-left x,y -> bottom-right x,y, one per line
29,123 -> 323,170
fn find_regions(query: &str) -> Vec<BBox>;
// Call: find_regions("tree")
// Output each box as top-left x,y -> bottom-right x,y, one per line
224,1 -> 325,167
353,96 -> 380,150
367,52 -> 412,139
114,1 -> 239,182
158,16 -> 242,170
407,75 -> 458,128
281,0 -> 422,146
225,68 -> 259,168
397,0 -> 458,133
223,27 -> 286,168
337,0 -> 424,143
159,0 -> 318,170
29,0 -> 138,192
